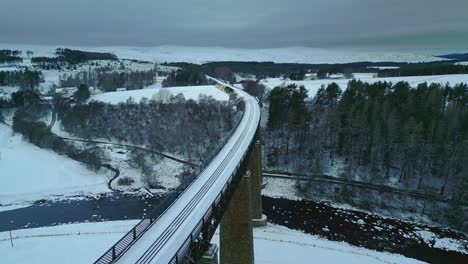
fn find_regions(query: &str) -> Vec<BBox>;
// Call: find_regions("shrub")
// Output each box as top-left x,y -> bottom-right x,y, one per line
117,177 -> 135,186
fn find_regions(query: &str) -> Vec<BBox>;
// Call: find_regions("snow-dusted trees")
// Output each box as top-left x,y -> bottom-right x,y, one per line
60,69 -> 156,91
0,70 -> 42,90
242,80 -> 265,101
58,96 -> 240,161
264,81 -> 468,202
74,84 -> 90,102
162,68 -> 208,87
12,107 -> 104,172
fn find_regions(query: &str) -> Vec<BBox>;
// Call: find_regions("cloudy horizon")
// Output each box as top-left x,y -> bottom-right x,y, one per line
1,0 -> 467,51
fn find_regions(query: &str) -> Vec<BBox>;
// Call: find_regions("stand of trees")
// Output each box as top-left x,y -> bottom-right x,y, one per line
31,49 -> 118,69
55,48 -> 118,64
378,64 -> 468,77
57,96 -> 239,161
0,50 -> 22,64
74,84 -> 91,102
166,61 -> 468,81
0,70 -> 42,90
265,81 -> 468,229
162,67 -> 208,87
12,105 -> 103,171
265,81 -> 468,200
288,70 -> 306,80
60,69 -> 156,91
31,57 -> 65,70
242,80 -> 266,101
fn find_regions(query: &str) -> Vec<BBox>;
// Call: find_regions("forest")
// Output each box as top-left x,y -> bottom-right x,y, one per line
162,60 -> 468,82
30,49 -> 118,69
0,49 -> 23,64
55,48 -> 118,64
162,67 -> 208,87
12,104 -> 103,171
264,80 -> 468,206
56,95 -> 240,162
60,68 -> 156,91
0,70 -> 42,90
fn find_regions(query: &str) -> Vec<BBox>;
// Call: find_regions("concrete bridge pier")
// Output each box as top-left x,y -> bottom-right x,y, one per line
249,137 -> 267,227
219,171 -> 255,264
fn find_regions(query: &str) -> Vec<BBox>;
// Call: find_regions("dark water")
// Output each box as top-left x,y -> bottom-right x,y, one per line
262,196 -> 468,264
0,193 -> 166,232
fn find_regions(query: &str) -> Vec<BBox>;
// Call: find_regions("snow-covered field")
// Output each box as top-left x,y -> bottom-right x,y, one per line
0,221 -> 425,264
0,124 -> 110,206
0,220 -> 139,264
212,224 -> 425,264
261,74 -> 468,99
90,85 -> 229,104
0,43 -> 449,64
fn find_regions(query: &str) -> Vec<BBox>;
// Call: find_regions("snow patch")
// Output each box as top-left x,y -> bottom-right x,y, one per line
414,230 -> 467,254
90,85 -> 228,104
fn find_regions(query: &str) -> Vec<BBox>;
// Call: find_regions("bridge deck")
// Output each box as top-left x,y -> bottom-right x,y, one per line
115,85 -> 260,264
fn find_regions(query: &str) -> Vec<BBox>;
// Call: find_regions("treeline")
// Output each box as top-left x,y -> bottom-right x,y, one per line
0,49 -> 22,64
379,63 -> 468,77
31,57 -> 64,70
166,61 -> 468,82
31,48 -> 118,69
60,69 -> 155,91
12,105 -> 103,171
0,70 -> 42,90
55,48 -> 117,64
265,81 -> 468,203
57,96 -> 239,161
201,61 -> 396,79
162,66 -> 208,87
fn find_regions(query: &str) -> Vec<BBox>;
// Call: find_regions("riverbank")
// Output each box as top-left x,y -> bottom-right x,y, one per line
263,196 -> 468,263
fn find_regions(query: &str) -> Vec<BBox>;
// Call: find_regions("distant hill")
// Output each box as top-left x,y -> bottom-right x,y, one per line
435,53 -> 468,61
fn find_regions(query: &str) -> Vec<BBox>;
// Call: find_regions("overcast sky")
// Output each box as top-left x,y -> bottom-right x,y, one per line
1,0 -> 467,49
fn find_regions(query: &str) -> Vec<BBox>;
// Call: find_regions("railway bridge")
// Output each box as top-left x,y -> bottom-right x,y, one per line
94,78 -> 264,264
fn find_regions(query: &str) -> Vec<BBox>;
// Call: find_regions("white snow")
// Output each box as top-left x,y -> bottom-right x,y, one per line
0,86 -> 19,100
367,66 -> 400,70
414,230 -> 467,254
0,124 -> 110,206
0,221 -> 425,264
0,203 -> 32,213
261,74 -> 468,99
90,85 -> 229,104
0,44 -> 448,64
150,159 -> 184,190
263,177 -> 300,200
0,220 -> 139,264
211,224 -> 424,264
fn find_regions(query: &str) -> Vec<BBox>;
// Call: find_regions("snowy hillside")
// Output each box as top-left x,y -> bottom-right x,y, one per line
0,124 -> 110,206
0,44 -> 445,64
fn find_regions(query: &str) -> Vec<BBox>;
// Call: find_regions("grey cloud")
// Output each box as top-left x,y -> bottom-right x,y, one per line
1,0 -> 467,49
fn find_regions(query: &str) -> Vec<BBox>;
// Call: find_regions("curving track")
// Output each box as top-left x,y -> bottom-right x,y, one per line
110,80 -> 260,263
